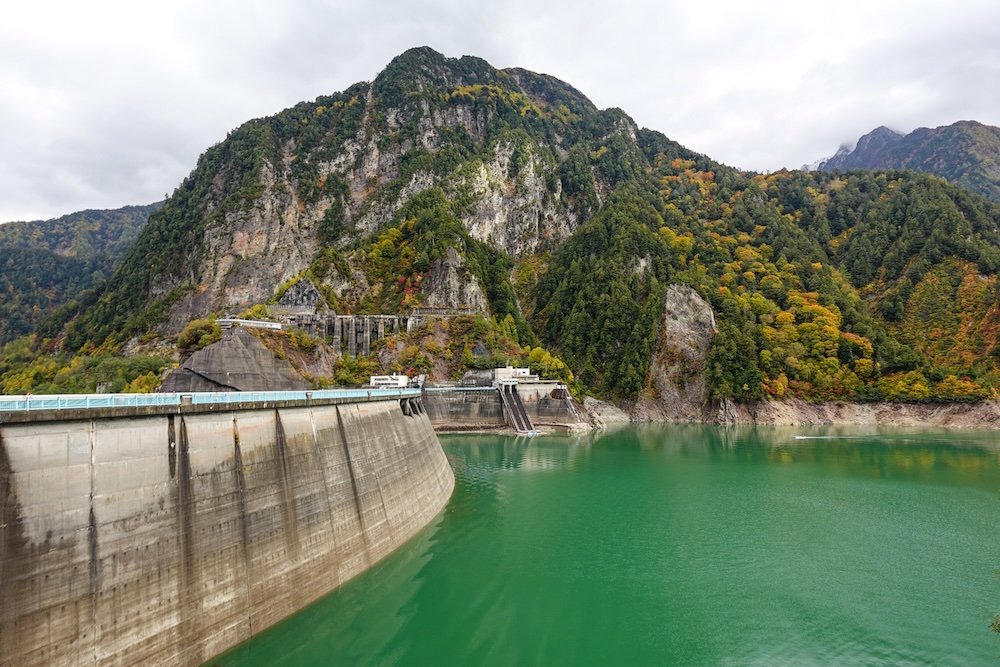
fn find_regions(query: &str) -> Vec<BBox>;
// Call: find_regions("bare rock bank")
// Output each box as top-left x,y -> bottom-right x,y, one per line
632,284 -> 717,422
582,397 -> 631,428
713,397 -> 1000,429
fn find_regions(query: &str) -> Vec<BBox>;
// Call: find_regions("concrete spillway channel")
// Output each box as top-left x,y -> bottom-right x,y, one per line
497,384 -> 538,435
0,390 -> 454,666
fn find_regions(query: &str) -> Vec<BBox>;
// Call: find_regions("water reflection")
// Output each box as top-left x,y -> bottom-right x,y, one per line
585,424 -> 1000,491
443,431 -> 599,475
214,508 -> 445,666
212,425 -> 1000,667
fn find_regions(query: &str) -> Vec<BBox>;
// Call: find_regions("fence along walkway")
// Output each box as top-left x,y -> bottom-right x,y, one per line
0,388 -> 422,413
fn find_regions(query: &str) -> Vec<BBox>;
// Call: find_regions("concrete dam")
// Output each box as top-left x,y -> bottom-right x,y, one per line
0,390 -> 454,666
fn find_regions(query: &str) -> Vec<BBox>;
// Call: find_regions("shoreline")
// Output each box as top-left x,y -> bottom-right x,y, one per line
709,397 -> 1000,430
443,397 -> 1000,433
431,421 -> 592,435
564,397 -> 1000,431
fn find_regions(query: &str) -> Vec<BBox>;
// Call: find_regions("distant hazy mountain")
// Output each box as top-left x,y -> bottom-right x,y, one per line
810,121 -> 1000,201
0,203 -> 161,343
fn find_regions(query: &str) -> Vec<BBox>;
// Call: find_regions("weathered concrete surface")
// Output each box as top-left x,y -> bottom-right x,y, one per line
424,387 -> 583,431
515,382 -> 583,428
0,399 -> 453,666
424,390 -> 506,431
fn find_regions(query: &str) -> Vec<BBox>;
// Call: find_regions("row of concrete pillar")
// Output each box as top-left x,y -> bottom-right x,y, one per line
288,315 -> 412,356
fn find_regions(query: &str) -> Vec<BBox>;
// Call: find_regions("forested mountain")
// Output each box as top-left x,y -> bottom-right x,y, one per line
0,203 -> 160,344
12,48 -> 1000,404
812,121 -> 1000,201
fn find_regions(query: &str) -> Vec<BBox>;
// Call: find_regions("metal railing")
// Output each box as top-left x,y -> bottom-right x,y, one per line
0,388 -> 422,413
422,386 -> 498,392
216,318 -> 283,330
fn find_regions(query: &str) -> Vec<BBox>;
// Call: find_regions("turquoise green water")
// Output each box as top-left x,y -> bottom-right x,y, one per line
213,426 -> 1000,666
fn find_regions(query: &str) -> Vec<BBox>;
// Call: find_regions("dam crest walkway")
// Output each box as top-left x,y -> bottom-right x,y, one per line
0,388 -> 422,422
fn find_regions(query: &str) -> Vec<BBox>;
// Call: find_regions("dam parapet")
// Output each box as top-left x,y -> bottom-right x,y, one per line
0,390 -> 453,666
0,388 -> 422,423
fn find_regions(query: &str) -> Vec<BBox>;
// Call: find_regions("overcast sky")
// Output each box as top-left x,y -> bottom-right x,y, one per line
2,0 -> 999,223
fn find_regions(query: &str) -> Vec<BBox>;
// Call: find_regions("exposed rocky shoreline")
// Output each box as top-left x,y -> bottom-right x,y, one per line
584,396 -> 1000,430
711,397 -> 1000,430
429,393 -> 1000,433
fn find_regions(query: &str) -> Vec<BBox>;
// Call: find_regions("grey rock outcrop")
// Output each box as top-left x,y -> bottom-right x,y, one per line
633,284 -> 717,422
276,278 -> 326,315
710,396 -> 1000,429
421,247 -> 488,312
159,327 -> 310,392
582,397 -> 631,428
122,50 -> 627,336
714,397 -> 741,425
463,140 -> 577,256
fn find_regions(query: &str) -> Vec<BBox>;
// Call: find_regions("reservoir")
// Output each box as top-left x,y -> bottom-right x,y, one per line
211,426 -> 1000,666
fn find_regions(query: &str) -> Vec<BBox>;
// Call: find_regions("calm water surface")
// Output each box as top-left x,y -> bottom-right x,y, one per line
213,426 -> 1000,666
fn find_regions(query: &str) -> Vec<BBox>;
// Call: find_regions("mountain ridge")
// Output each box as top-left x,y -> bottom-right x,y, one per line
0,202 -> 161,344
9,47 -> 1000,406
61,46 -> 718,347
811,120 -> 1000,201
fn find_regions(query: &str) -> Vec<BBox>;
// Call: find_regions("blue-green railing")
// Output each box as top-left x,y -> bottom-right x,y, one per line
0,388 -> 422,412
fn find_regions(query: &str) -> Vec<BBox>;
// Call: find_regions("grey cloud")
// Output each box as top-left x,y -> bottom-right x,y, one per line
2,0 -> 999,222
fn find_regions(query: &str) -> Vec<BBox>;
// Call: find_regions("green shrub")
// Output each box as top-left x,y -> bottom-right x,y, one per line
177,318 -> 221,356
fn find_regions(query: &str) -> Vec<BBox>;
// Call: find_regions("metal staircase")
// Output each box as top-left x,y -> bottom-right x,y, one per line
497,381 -> 538,435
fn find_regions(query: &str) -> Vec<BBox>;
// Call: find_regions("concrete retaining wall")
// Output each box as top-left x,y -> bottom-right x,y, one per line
424,388 -> 581,430
423,390 -> 506,430
0,399 -> 453,666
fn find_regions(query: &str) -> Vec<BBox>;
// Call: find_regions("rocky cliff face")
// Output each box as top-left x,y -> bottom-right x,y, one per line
633,284 -> 717,422
421,247 -> 488,311
463,140 -> 578,255
276,278 -> 325,313
55,48 -> 1000,411
82,47 -> 632,343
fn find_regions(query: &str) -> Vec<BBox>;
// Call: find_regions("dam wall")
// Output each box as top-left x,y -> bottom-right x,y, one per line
424,386 -> 582,431
424,388 -> 506,430
0,397 -> 453,667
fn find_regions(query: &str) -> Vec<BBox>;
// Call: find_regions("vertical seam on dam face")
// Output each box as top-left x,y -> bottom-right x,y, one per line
175,414 -> 200,653
178,415 -> 194,584
0,399 -> 454,667
168,415 -> 177,479
87,419 -> 99,667
335,405 -> 372,557
1,430 -> 23,622
87,419 -> 99,597
232,415 -> 253,637
274,409 -> 301,558
308,408 -> 338,546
